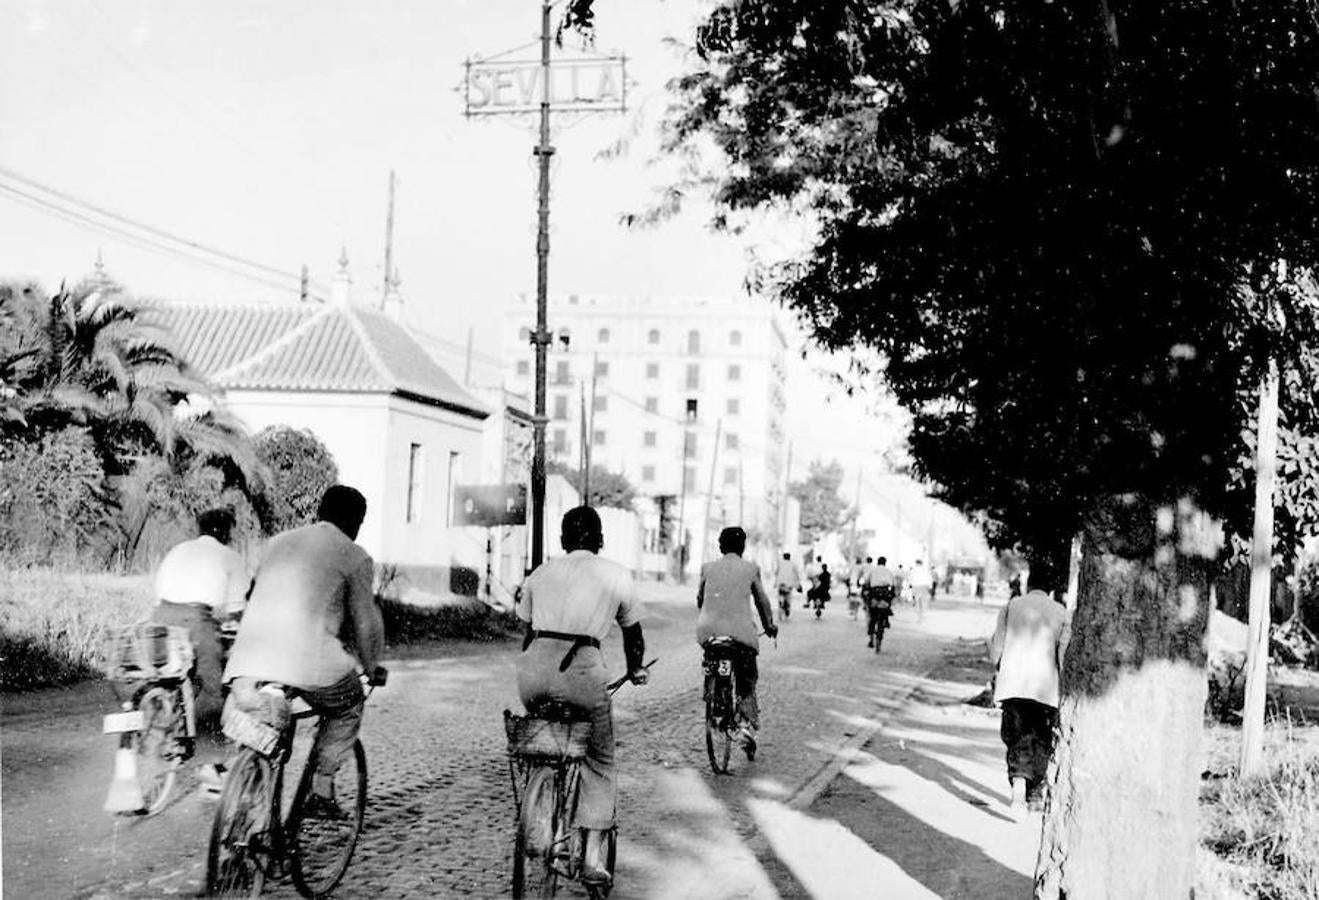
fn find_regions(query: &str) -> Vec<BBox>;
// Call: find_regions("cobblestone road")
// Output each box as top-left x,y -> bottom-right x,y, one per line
4,587 -> 965,899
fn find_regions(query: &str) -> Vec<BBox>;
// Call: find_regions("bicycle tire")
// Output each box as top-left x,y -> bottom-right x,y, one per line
134,686 -> 182,815
207,748 -> 278,898
512,766 -> 560,899
705,678 -> 733,775
288,740 -> 367,899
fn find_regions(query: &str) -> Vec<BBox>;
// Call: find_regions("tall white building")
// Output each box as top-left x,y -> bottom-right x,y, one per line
503,294 -> 789,577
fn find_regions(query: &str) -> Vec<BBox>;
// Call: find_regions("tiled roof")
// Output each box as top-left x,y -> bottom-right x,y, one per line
148,302 -> 487,418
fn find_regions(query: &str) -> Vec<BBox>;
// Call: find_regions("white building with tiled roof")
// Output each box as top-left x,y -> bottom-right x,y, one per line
153,266 -> 488,596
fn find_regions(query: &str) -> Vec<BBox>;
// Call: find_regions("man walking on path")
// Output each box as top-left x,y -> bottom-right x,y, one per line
909,559 -> 934,621
989,561 -> 1070,811
697,527 -> 779,759
773,551 -> 802,621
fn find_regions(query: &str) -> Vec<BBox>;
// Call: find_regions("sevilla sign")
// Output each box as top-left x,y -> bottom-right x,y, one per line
464,57 -> 626,116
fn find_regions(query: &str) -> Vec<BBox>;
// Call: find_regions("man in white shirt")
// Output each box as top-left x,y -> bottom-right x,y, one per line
863,556 -> 898,649
909,559 -> 934,621
989,561 -> 1071,811
516,506 -> 649,889
152,508 -> 249,725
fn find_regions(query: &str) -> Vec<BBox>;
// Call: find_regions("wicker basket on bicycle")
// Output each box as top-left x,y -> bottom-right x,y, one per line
104,623 -> 194,684
503,709 -> 591,763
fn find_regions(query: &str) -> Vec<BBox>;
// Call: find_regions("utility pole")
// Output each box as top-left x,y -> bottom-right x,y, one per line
583,353 -> 598,505
701,418 -> 723,568
579,381 -> 589,498
382,169 -> 396,308
780,440 -> 793,548
464,327 -> 474,386
848,466 -> 862,561
299,264 -> 309,303
528,0 -> 555,569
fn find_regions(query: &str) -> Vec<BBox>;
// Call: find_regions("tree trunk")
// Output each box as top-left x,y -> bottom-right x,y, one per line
1036,494 -> 1221,900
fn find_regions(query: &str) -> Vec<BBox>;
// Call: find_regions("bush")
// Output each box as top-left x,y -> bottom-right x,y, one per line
378,596 -> 520,645
253,426 -> 338,534
0,427 -> 113,568
1202,726 -> 1319,899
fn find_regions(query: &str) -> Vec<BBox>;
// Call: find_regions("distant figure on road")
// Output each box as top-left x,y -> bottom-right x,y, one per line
515,506 -> 649,887
151,508 -> 249,727
989,559 -> 1070,812
697,527 -> 778,759
848,557 -> 866,619
773,552 -> 802,621
862,556 -> 897,649
807,562 -> 832,614
909,559 -> 934,621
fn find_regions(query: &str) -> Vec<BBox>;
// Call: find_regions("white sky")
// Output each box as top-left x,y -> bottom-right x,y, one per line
0,0 -> 914,500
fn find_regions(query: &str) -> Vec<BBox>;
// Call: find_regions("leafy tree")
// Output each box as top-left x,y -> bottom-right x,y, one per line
0,427 -> 114,566
790,460 -> 848,545
633,2 -> 1319,895
547,461 -> 637,509
252,425 -> 338,534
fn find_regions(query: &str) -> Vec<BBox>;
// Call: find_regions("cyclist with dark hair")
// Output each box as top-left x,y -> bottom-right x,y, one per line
152,507 -> 249,727
222,484 -> 384,818
862,555 -> 898,649
696,526 -> 778,759
515,505 -> 648,889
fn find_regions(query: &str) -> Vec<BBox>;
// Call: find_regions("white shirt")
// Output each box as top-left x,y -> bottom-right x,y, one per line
990,590 -> 1070,707
154,535 -> 249,617
517,550 -> 642,641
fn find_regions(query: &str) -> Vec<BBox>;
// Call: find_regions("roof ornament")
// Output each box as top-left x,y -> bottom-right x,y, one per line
332,246 -> 353,307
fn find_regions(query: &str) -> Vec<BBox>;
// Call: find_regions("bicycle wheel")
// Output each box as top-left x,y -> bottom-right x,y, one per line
288,740 -> 366,899
135,685 -> 182,815
207,748 -> 279,898
705,678 -> 733,775
512,766 -> 560,899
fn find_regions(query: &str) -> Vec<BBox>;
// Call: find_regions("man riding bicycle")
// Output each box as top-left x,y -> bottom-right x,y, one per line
221,485 -> 384,819
862,556 -> 898,649
515,506 -> 649,889
696,527 -> 779,760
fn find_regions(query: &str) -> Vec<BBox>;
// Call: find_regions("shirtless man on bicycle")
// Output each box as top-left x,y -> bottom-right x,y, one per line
221,485 -> 384,818
697,527 -> 779,759
515,506 -> 649,889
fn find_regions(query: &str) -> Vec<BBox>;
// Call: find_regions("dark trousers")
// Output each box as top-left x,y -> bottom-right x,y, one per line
703,643 -> 760,729
153,601 -> 223,727
1000,698 -> 1057,796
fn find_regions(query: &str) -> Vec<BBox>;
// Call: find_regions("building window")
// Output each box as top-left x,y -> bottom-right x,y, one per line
555,361 -> 571,385
687,330 -> 701,354
644,397 -> 658,413
446,450 -> 460,526
685,398 -> 698,421
552,395 -> 569,420
593,429 -> 606,446
593,395 -> 608,412
683,466 -> 697,492
685,364 -> 700,390
406,443 -> 423,523
553,429 -> 568,455
683,432 -> 697,458
724,466 -> 738,486
646,362 -> 659,379
728,364 -> 742,381
730,329 -> 742,347
598,327 -> 611,344
726,433 -> 740,450
516,359 -> 529,376
727,398 -> 740,415
595,360 -> 609,378
648,328 -> 660,345
643,431 -> 657,447
642,465 -> 656,482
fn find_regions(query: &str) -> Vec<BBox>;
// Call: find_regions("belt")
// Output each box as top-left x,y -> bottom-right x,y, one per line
533,630 -> 601,672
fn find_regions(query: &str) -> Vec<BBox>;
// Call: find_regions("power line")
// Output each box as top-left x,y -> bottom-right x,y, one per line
0,180 -> 315,298
0,165 -> 325,293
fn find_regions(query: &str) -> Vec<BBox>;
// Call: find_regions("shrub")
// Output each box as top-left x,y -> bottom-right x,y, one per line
0,427 -> 113,568
253,426 -> 338,534
377,596 -> 520,645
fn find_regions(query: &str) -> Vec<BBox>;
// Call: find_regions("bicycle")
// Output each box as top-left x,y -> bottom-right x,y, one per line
504,660 -> 655,900
205,667 -> 386,899
703,636 -> 766,774
776,587 -> 793,622
865,587 -> 894,654
102,623 -> 197,816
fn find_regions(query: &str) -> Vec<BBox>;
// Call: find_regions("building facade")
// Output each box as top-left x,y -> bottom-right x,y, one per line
503,294 -> 789,577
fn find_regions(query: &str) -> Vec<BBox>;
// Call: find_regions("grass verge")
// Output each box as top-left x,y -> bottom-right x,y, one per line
379,596 -> 522,646
1200,719 -> 1319,900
